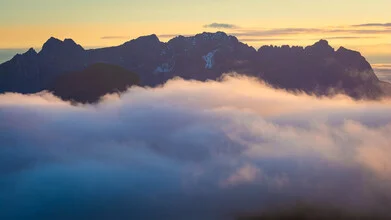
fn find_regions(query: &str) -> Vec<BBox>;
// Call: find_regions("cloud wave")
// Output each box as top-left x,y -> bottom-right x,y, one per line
1,75 -> 391,219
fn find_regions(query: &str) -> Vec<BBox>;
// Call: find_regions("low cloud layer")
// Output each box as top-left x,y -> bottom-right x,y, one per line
1,75 -> 391,219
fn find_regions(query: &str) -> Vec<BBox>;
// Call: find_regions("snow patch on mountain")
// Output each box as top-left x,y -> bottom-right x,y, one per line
154,62 -> 174,74
203,50 -> 217,69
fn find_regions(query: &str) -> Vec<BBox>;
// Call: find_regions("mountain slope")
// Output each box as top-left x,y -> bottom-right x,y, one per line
50,63 -> 139,103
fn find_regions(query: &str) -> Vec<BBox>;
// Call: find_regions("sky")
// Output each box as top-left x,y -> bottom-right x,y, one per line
0,0 -> 390,64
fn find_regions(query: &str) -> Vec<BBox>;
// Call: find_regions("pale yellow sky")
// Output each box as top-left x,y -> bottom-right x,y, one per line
0,0 -> 390,62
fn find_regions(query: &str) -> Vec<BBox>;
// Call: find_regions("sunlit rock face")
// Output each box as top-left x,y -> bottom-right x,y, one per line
0,32 -> 389,100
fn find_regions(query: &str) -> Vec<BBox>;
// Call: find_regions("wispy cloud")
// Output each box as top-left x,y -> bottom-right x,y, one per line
239,36 -> 377,43
231,28 -> 391,37
203,23 -> 239,29
353,23 -> 391,27
239,38 -> 296,42
343,29 -> 391,34
318,36 -> 378,40
109,22 -> 390,45
158,34 -> 193,38
231,28 -> 321,37
101,36 -> 130,40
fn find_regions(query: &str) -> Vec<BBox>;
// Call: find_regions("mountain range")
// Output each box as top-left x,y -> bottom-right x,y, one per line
0,31 -> 390,102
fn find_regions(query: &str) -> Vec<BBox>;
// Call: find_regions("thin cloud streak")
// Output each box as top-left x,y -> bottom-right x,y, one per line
158,34 -> 193,38
101,36 -> 131,40
239,38 -> 295,42
231,28 -> 322,37
309,36 -> 379,41
159,28 -> 389,40
230,28 -> 391,37
353,23 -> 391,27
240,36 -> 377,43
203,23 -> 240,29
120,22 -> 391,43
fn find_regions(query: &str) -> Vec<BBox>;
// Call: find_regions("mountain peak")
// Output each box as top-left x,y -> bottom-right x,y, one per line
314,39 -> 330,46
63,38 -> 77,45
195,31 -> 230,41
138,34 -> 159,41
25,48 -> 37,56
40,37 -> 84,55
47,36 -> 61,42
9,48 -> 37,61
312,39 -> 333,50
123,34 -> 161,46
43,37 -> 62,47
305,39 -> 334,55
136,34 -> 160,42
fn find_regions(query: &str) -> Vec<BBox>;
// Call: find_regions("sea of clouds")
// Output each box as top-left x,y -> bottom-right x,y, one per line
1,74 -> 391,219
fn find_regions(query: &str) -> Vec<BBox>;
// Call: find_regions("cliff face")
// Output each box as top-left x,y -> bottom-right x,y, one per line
0,32 -> 387,99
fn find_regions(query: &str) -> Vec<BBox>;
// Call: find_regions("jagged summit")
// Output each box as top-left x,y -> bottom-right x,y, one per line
41,37 -> 62,52
25,48 -> 37,56
8,48 -> 38,62
195,31 -> 230,40
305,39 -> 334,55
123,34 -> 161,46
43,36 -> 62,46
259,39 -> 333,52
140,34 -> 160,42
64,38 -> 77,44
40,37 -> 84,55
166,31 -> 246,58
314,39 -> 330,47
168,32 -> 234,43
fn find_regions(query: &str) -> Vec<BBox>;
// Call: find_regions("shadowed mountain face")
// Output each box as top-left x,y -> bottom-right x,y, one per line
257,41 -> 384,98
51,63 -> 139,103
0,32 -> 389,99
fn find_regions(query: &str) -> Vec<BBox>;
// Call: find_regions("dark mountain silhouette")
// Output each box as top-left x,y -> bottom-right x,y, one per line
257,41 -> 384,98
0,32 -> 389,100
50,63 -> 139,103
